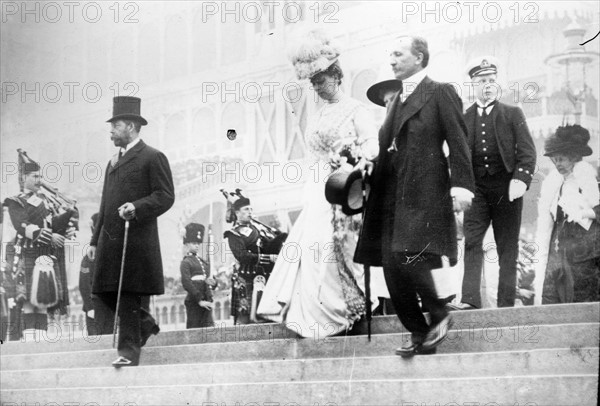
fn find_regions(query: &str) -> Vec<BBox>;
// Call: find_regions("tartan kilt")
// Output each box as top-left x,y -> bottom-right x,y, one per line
4,242 -> 69,314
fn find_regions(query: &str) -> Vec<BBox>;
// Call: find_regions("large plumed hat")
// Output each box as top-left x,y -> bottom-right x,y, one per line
288,29 -> 341,80
544,124 -> 593,157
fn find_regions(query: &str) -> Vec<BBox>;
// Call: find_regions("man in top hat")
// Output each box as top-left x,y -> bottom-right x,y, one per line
180,223 -> 216,328
450,57 -> 537,310
88,96 -> 175,367
3,161 -> 74,340
224,196 -> 277,325
355,36 -> 475,357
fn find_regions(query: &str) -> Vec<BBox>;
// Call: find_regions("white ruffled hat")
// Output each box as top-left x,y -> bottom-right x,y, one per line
288,29 -> 341,80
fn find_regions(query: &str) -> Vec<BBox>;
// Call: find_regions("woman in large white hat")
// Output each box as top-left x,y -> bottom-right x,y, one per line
258,30 -> 379,338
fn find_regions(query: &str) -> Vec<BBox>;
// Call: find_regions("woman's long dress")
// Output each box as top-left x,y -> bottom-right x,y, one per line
257,95 -> 376,339
535,161 -> 600,304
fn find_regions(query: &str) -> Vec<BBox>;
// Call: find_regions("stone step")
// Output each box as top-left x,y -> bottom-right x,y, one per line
2,302 -> 598,355
2,374 -> 597,405
2,348 -> 597,390
2,322 -> 598,371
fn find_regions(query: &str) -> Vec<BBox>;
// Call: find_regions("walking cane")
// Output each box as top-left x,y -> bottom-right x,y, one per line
112,220 -> 130,348
361,172 -> 372,342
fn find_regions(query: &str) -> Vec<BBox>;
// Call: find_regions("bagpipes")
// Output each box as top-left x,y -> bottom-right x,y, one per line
220,188 -> 287,255
5,149 -> 79,315
17,149 -> 79,235
221,188 -> 287,323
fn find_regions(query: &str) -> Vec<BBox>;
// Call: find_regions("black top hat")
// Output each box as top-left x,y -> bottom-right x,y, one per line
366,79 -> 403,107
107,96 -> 148,126
544,124 -> 593,157
184,223 -> 205,244
325,165 -> 369,215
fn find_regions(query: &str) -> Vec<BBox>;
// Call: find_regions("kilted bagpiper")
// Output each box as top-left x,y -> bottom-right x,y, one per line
2,159 -> 75,339
224,195 -> 278,325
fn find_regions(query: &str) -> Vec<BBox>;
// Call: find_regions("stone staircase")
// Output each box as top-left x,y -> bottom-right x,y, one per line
1,303 -> 598,405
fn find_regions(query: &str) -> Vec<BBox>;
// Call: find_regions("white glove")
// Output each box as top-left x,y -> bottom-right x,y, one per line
451,187 -> 474,213
199,300 -> 214,310
87,310 -> 95,319
508,179 -> 527,202
118,202 -> 136,220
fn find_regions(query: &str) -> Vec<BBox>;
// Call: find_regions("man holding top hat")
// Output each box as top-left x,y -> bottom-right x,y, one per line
450,57 -> 537,310
355,36 -> 475,357
88,96 -> 175,367
180,223 -> 216,329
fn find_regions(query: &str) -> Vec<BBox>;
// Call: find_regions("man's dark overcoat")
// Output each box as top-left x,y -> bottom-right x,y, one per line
91,140 -> 174,295
355,77 -> 475,266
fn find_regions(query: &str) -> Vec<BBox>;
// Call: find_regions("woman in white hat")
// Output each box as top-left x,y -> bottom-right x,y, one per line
258,30 -> 379,338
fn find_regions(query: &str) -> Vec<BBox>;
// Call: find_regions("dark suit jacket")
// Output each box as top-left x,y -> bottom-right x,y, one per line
355,76 -> 475,266
464,102 -> 536,186
91,140 -> 175,295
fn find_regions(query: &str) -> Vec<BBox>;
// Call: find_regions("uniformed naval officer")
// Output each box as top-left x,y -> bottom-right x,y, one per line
224,197 -> 276,325
180,223 -> 215,328
452,57 -> 537,309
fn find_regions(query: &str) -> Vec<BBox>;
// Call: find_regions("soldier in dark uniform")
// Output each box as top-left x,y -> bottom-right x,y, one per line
3,161 -> 74,339
225,196 -> 277,325
450,57 -> 537,310
180,223 -> 215,328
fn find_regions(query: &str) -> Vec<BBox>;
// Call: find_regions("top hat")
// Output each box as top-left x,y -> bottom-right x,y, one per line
544,124 -> 593,157
107,96 -> 148,126
184,223 -> 205,244
467,56 -> 498,78
366,79 -> 403,107
325,164 -> 369,215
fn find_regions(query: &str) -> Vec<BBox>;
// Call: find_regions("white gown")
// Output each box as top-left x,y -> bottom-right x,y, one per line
257,94 -> 388,339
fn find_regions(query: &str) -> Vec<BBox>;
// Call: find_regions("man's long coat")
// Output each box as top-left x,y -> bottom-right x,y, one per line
355,77 -> 475,266
91,140 -> 175,295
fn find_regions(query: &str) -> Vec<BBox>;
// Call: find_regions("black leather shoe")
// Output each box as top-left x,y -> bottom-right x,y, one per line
395,342 -> 421,358
141,324 -> 160,347
112,356 -> 138,368
421,315 -> 453,352
446,302 -> 477,311
395,341 -> 438,357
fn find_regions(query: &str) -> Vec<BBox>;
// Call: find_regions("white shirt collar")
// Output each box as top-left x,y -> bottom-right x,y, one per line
401,69 -> 428,102
120,137 -> 141,156
476,99 -> 496,116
